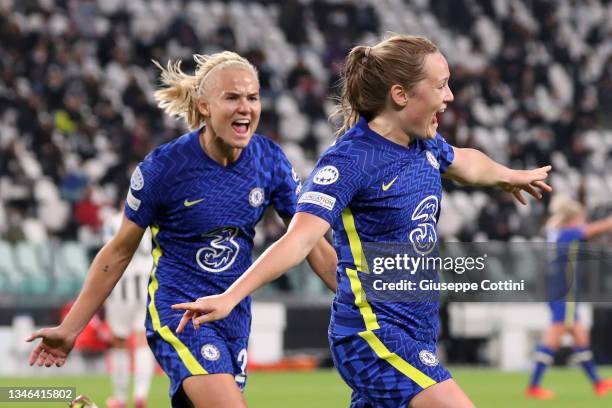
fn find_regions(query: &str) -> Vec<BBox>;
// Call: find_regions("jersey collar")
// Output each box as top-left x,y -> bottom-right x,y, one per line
356,116 -> 421,153
193,128 -> 253,174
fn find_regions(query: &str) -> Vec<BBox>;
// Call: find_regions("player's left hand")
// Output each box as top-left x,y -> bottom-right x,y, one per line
172,294 -> 234,333
499,165 -> 552,205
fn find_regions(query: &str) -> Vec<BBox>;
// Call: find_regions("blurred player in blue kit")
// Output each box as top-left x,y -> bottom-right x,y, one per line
173,35 -> 552,407
526,195 -> 612,399
26,51 -> 337,408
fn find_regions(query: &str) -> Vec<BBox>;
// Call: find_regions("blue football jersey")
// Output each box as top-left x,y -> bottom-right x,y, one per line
125,129 -> 301,338
297,117 -> 454,343
547,226 -> 585,301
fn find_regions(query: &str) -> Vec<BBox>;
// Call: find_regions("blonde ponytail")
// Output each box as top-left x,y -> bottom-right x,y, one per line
153,51 -> 258,131
549,195 -> 584,223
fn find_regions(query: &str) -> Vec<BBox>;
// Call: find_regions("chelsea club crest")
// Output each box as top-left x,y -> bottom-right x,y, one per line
419,349 -> 439,367
425,151 -> 440,170
201,344 -> 221,361
249,187 -> 264,207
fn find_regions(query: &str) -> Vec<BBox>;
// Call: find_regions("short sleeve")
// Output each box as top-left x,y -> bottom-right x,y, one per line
428,133 -> 454,173
123,158 -> 162,229
270,150 -> 301,219
296,153 -> 364,226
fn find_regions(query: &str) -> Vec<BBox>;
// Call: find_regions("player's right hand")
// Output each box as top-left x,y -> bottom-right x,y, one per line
25,326 -> 76,367
172,294 -> 234,333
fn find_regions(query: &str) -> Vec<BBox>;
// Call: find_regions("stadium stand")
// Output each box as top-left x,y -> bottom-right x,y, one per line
0,0 -> 610,293
0,0 -> 611,378
0,0 -> 612,246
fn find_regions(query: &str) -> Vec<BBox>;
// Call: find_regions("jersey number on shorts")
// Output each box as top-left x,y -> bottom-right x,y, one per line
409,195 -> 438,256
235,348 -> 248,384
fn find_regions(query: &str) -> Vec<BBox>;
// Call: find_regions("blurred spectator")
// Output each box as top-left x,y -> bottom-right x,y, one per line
212,12 -> 237,51
245,48 -> 275,95
287,57 -> 312,90
74,185 -> 102,232
279,0 -> 308,46
0,0 -> 611,247
3,204 -> 26,244
478,192 -> 519,241
60,168 -> 88,203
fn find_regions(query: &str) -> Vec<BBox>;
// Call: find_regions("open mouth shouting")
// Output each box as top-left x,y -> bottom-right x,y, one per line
231,118 -> 251,136
427,106 -> 446,137
431,107 -> 445,128
232,119 -> 251,135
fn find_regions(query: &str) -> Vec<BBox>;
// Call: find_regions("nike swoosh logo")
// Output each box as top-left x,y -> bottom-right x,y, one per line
382,176 -> 399,191
184,198 -> 205,207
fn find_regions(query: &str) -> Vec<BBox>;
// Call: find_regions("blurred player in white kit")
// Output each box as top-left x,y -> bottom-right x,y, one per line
103,202 -> 155,408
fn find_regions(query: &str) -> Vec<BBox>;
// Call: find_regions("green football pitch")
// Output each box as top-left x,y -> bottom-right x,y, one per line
1,367 -> 611,407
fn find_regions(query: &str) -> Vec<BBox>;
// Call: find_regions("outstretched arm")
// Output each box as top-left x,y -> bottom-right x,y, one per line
26,216 -> 144,367
283,218 -> 337,292
173,212 -> 330,331
583,216 -> 612,240
445,147 -> 552,204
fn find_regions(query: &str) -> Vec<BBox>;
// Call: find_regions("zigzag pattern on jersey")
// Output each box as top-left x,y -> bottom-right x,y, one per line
361,143 -> 444,343
140,132 -> 295,276
328,132 -> 445,271
130,130 -> 298,339
330,325 -> 448,405
320,124 -> 451,344
356,149 -> 442,242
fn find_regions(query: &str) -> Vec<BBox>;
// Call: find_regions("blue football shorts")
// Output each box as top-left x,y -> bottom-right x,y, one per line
147,323 -> 248,407
330,325 -> 451,407
549,300 -> 579,326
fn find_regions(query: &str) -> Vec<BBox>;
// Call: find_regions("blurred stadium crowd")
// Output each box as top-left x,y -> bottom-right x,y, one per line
1,0 -> 611,254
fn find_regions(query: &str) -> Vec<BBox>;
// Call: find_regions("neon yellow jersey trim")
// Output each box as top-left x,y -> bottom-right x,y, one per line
148,226 -> 162,330
358,330 -> 437,389
346,268 -> 380,331
340,208 -> 436,388
564,241 -> 579,327
148,225 -> 207,375
341,208 -> 369,273
158,326 -> 207,375
341,207 -> 378,330
565,301 -> 576,327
